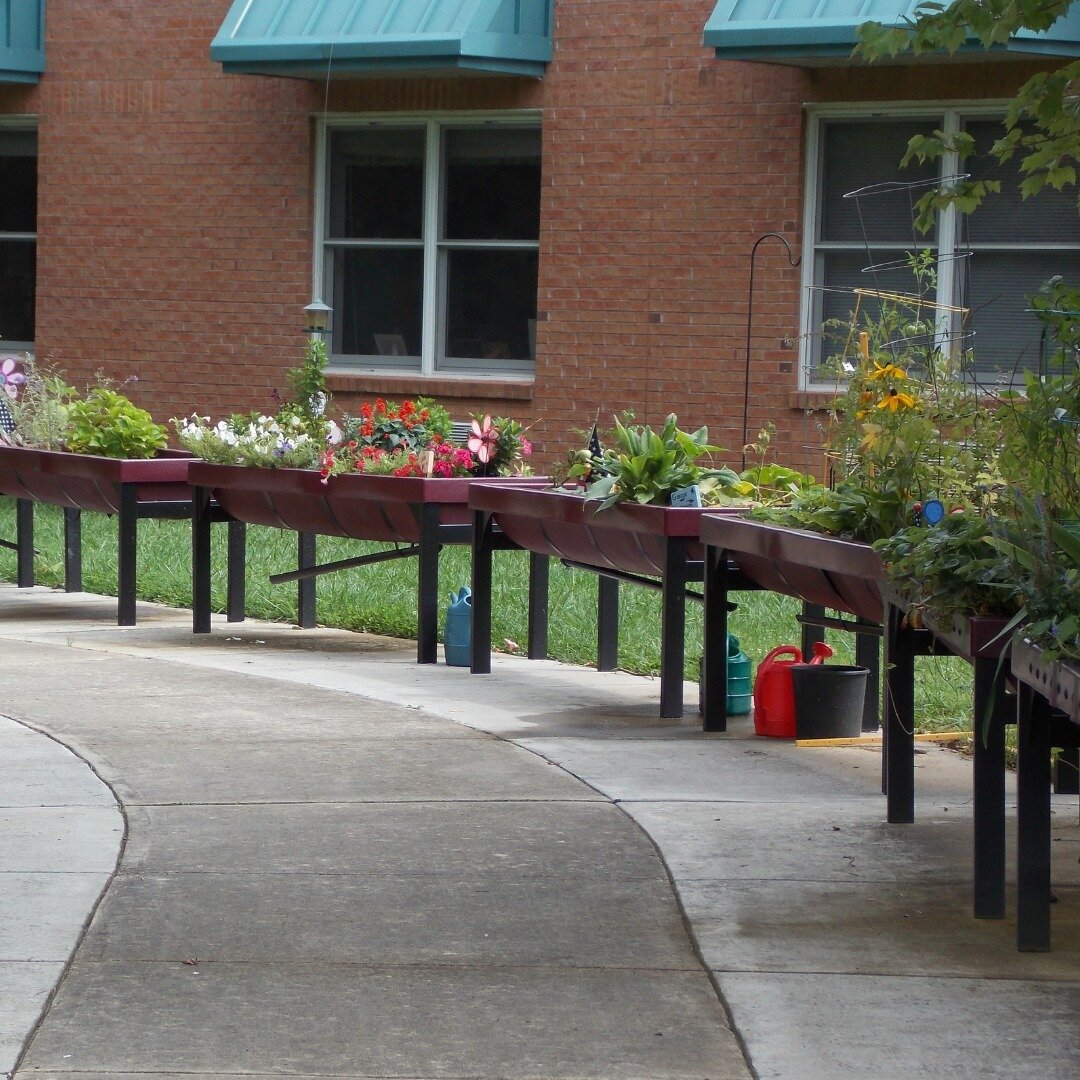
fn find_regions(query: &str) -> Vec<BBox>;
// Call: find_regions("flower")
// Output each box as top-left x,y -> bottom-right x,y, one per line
876,388 -> 917,412
0,356 -> 25,401
867,361 -> 908,382
468,415 -> 498,464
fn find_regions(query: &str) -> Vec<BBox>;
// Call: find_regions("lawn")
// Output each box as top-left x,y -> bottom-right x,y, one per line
0,499 -> 974,732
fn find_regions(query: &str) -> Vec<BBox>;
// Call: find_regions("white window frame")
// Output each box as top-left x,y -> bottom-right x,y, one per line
313,110 -> 542,379
800,101 -> 1075,389
0,117 -> 37,354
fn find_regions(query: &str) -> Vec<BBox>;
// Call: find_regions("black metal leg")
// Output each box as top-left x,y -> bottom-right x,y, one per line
884,603 -> 915,822
702,545 -> 729,733
296,532 -> 317,629
117,484 -> 138,626
801,602 -> 826,657
1017,683 -> 1052,952
527,551 -> 549,660
64,507 -> 83,593
972,655 -> 1008,919
597,575 -> 619,672
1053,745 -> 1079,795
192,486 -> 213,634
470,509 -> 494,675
226,519 -> 246,623
16,497 -> 33,587
659,537 -> 688,719
856,622 -> 880,732
416,503 -> 440,664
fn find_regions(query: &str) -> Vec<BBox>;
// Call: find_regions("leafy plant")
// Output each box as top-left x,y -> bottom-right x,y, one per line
65,388 -> 168,459
6,358 -> 78,451
874,512 -> 1021,621
581,413 -> 738,510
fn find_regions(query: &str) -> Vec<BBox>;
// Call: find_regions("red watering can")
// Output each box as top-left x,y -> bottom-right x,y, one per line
753,641 -> 834,738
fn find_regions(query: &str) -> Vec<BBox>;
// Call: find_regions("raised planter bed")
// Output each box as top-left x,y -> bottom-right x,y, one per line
698,515 -> 883,734
188,462 -> 547,664
468,484 -> 745,719
1010,638 -> 1080,951
0,445 -> 238,626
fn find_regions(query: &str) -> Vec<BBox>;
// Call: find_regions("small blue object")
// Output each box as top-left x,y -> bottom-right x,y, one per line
671,485 -> 702,508
922,499 -> 945,525
444,586 -> 472,667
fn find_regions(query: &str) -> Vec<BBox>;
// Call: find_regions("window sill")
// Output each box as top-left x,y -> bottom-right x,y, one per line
326,371 -> 534,401
789,389 -> 839,412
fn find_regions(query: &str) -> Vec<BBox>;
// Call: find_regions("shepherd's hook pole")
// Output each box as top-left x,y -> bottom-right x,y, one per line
742,233 -> 800,469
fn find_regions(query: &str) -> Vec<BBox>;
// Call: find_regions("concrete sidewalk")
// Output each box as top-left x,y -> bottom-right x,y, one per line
2,583 -> 1080,1079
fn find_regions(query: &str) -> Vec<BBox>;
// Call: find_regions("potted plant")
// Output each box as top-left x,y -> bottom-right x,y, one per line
178,338 -> 538,662
0,356 -> 196,625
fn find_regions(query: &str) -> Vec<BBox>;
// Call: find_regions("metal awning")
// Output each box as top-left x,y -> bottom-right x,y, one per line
211,0 -> 553,79
703,1 -> 1080,66
1,0 -> 44,83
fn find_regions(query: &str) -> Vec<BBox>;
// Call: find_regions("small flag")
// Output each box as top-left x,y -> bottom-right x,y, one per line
588,424 -> 602,458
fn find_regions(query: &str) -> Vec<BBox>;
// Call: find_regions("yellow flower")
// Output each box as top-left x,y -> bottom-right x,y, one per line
876,388 -> 917,412
867,361 -> 908,382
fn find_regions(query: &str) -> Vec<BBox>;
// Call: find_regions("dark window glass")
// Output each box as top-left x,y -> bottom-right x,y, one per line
333,248 -> 423,360
963,249 -> 1080,378
0,132 -> 36,234
329,129 -> 425,240
0,240 -> 36,344
444,128 -> 541,241
821,120 -> 937,243
443,249 -> 538,364
962,120 -> 1080,245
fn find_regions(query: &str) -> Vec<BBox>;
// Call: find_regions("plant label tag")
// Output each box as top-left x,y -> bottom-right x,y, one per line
671,485 -> 701,508
420,450 -> 435,477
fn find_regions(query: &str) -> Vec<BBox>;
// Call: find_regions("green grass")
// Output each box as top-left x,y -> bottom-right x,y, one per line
0,499 -> 974,730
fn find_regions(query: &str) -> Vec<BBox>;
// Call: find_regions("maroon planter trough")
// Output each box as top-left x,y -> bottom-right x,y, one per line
0,445 -> 198,625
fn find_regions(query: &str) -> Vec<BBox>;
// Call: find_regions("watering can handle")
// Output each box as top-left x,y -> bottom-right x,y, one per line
758,645 -> 803,670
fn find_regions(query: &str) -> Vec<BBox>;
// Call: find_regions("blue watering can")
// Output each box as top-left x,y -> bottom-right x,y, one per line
444,586 -> 472,667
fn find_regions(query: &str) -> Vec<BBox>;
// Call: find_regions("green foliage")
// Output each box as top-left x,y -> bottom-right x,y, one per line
65,388 -> 168,459
415,397 -> 453,441
581,413 -> 738,510
856,1 -> 1080,221
285,337 -> 330,434
8,360 -> 78,450
874,512 -> 1021,619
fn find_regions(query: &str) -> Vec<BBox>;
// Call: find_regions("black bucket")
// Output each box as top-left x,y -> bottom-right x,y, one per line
791,664 -> 870,740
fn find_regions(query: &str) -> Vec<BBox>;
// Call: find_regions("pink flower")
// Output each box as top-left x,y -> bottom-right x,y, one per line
467,415 -> 498,464
0,356 -> 25,401
521,438 -> 532,457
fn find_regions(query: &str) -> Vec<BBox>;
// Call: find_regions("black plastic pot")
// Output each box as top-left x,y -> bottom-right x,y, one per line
791,664 -> 870,740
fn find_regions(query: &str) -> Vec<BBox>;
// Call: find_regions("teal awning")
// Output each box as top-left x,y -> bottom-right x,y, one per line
0,0 -> 45,83
704,1 -> 1080,66
211,0 -> 553,79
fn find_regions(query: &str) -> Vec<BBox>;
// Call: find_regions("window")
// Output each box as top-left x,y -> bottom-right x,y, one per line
0,128 -> 37,351
319,117 -> 541,377
803,111 -> 1080,385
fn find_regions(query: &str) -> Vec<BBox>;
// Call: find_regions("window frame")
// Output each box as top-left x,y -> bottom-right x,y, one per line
314,111 -> 542,379
800,101 -> 1078,389
0,117 -> 38,354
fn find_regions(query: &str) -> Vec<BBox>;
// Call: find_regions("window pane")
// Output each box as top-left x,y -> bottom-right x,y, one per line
333,248 -> 423,361
443,249 -> 538,365
813,249 -> 939,375
328,129 -> 425,240
963,250 -> 1080,378
0,132 -> 37,234
821,120 -> 937,243
962,120 -> 1080,244
0,239 -> 36,344
444,128 -> 541,241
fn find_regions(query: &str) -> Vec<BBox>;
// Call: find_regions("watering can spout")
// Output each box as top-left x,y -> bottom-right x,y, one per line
810,641 -> 834,665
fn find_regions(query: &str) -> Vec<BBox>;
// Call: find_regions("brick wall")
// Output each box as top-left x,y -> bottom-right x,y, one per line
0,1 -> 1058,475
